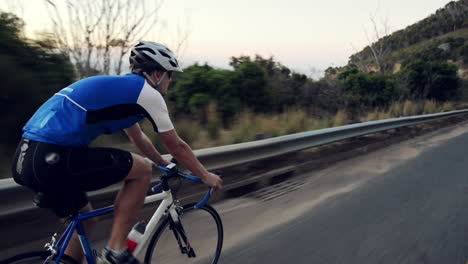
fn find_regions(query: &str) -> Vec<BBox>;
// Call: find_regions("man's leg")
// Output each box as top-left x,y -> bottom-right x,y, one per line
65,203 -> 97,262
107,153 -> 152,250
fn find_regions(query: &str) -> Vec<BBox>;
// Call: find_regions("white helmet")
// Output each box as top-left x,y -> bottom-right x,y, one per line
130,41 -> 183,73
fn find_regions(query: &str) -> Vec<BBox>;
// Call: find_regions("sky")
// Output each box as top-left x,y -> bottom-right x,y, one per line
0,0 -> 455,78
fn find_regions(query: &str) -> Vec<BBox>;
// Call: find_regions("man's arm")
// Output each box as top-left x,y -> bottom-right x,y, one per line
124,123 -> 170,166
159,129 -> 223,191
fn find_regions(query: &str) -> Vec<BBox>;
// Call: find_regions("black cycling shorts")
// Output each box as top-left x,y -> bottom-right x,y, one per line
11,138 -> 133,215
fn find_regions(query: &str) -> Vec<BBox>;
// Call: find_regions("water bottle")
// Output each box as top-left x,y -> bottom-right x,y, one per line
126,221 -> 146,253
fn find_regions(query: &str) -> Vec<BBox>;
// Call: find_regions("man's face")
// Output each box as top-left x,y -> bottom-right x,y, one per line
152,71 -> 172,95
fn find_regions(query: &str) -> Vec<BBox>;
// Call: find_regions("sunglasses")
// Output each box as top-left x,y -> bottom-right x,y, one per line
167,71 -> 173,79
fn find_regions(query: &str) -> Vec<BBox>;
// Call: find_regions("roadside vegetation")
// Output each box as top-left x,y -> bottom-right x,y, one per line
90,99 -> 463,155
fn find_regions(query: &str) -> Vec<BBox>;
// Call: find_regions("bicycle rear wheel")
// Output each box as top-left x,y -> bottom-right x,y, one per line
1,251 -> 79,264
144,203 -> 223,264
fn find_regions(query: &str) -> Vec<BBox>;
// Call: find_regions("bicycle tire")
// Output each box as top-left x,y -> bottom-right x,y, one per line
1,251 -> 79,264
144,203 -> 223,264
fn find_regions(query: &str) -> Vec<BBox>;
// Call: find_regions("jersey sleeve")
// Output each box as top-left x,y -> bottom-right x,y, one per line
136,82 -> 174,133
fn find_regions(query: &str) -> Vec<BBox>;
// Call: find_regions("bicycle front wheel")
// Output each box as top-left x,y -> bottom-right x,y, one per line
144,203 -> 223,264
1,251 -> 79,264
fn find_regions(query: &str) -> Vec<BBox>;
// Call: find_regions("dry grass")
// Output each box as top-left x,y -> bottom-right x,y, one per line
360,100 -> 458,123
442,101 -> 455,111
423,100 -> 438,113
224,109 -> 326,144
89,100 -> 461,152
277,109 -> 311,135
206,102 -> 221,140
230,111 -> 257,143
360,109 -> 392,122
332,110 -> 349,127
403,100 -> 420,116
388,101 -> 403,117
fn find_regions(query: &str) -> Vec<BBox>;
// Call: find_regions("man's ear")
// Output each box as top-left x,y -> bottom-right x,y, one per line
151,71 -> 162,82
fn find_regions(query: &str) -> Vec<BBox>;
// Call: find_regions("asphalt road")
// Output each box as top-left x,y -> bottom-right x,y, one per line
219,122 -> 468,264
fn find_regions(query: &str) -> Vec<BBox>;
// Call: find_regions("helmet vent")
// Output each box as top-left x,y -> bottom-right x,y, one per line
169,60 -> 177,67
159,50 -> 171,58
136,47 -> 157,55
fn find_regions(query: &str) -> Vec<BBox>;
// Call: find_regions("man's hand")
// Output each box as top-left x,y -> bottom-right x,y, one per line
159,129 -> 223,192
202,172 -> 223,192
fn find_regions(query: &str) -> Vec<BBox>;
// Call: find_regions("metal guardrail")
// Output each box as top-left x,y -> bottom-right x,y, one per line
1,109 -> 468,219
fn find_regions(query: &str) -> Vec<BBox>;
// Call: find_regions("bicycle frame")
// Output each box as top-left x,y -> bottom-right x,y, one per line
51,189 -> 177,264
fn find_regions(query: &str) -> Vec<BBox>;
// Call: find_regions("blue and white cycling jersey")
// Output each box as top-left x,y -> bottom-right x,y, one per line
23,73 -> 174,147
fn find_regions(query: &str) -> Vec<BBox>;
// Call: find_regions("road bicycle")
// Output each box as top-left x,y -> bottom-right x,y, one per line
2,159 -> 223,264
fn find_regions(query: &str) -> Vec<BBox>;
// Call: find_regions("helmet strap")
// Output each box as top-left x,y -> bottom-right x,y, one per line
142,71 -> 167,94
157,72 -> 167,86
142,71 -> 159,90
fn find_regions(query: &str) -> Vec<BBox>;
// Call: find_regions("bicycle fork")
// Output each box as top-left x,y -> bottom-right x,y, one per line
168,206 -> 196,258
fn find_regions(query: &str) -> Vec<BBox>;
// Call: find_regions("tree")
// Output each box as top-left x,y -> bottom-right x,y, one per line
230,60 -> 271,112
169,58 -> 274,125
167,63 -> 217,116
44,0 -> 177,77
230,55 -> 310,111
0,12 -> 75,151
349,15 -> 393,73
364,16 -> 392,73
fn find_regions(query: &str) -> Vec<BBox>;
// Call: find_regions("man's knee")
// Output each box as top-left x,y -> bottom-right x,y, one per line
125,153 -> 152,183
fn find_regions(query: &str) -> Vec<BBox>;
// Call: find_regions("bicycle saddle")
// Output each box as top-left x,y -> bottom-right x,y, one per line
33,192 -> 88,218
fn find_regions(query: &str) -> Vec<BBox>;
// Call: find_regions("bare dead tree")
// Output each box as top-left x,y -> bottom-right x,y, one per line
44,0 -> 169,77
44,0 -> 105,77
363,15 -> 392,73
349,43 -> 367,72
172,18 -> 191,61
105,0 -> 164,75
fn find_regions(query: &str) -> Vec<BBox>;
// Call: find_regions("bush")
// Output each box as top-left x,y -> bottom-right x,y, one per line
462,45 -> 468,64
337,68 -> 400,109
399,60 -> 460,101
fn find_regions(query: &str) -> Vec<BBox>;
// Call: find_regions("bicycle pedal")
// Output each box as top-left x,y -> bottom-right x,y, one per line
181,247 -> 188,254
188,248 -> 196,258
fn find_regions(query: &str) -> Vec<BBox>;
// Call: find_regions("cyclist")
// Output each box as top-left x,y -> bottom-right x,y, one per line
11,41 -> 223,264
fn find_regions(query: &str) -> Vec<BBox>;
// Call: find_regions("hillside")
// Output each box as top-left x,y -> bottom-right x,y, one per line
349,0 -> 468,78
